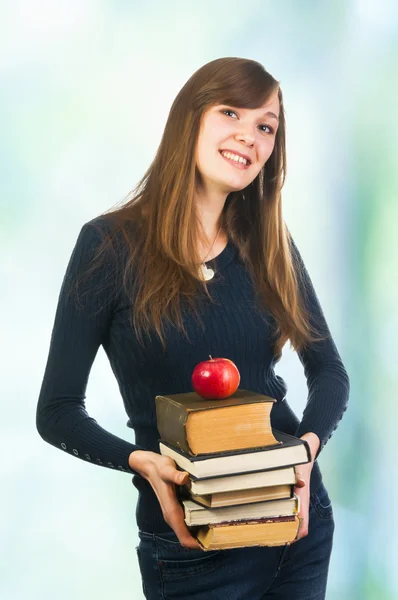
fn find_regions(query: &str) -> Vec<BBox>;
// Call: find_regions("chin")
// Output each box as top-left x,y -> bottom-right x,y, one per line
225,181 -> 251,193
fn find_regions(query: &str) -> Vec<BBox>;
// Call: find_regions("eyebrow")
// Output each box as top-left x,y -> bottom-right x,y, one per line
264,111 -> 279,122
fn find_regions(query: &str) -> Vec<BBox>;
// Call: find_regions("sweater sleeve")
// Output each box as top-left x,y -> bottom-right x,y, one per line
290,237 -> 350,460
36,219 -> 144,475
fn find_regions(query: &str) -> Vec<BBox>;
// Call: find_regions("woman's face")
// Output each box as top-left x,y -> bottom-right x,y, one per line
195,89 -> 280,196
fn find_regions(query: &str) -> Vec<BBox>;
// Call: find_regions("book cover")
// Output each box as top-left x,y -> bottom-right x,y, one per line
185,466 -> 297,495
196,515 -> 302,550
181,483 -> 294,508
182,494 -> 299,526
159,430 -> 311,478
155,388 -> 278,455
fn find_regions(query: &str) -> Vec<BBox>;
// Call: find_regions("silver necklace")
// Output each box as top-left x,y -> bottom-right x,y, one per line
199,225 -> 222,281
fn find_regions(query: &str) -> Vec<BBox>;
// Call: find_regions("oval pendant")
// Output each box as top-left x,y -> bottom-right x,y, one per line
200,264 -> 215,281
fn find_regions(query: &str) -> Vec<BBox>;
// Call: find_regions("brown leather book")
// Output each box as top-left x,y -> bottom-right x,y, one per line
196,515 -> 302,550
155,388 -> 278,455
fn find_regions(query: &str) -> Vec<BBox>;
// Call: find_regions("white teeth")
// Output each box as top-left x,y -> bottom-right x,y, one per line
221,151 -> 249,165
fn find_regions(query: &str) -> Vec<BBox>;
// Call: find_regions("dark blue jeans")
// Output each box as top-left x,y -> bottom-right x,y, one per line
135,482 -> 334,600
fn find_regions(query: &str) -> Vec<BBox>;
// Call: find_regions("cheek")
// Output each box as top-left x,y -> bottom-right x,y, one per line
195,142 -> 217,179
251,165 -> 265,183
256,141 -> 276,169
196,132 -> 219,167
262,138 -> 276,158
195,135 -> 208,168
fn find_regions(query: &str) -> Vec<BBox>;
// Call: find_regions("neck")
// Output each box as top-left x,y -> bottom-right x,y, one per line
194,187 -> 228,243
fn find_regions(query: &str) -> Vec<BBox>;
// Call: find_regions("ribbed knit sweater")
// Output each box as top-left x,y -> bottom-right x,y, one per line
36,217 -> 350,533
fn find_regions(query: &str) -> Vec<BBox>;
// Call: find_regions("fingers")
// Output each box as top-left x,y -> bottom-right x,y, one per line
160,487 -> 201,549
291,483 -> 309,544
176,471 -> 190,486
160,459 -> 190,486
294,477 -> 306,489
290,517 -> 305,544
168,505 -> 202,549
296,514 -> 309,539
151,465 -> 201,549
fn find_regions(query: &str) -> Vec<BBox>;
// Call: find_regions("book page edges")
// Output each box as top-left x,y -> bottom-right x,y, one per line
196,516 -> 300,550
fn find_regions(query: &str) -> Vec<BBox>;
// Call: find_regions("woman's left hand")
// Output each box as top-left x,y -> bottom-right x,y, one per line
291,462 -> 313,542
290,431 -> 320,543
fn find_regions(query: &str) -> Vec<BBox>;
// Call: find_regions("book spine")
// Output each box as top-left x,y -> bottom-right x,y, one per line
301,439 -> 312,463
155,397 -> 192,454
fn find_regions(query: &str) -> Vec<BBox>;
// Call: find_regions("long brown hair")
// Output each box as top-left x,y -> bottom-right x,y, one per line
79,57 -> 327,357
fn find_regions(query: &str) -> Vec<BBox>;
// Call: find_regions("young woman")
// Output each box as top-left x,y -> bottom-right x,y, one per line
36,57 -> 350,599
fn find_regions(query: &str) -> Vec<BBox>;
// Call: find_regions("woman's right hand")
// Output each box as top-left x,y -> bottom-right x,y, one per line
129,450 -> 201,549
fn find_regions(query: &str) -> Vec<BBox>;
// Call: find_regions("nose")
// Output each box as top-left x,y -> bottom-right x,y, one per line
234,127 -> 255,146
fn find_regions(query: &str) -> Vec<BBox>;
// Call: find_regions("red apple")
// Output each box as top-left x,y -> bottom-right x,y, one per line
191,355 -> 240,400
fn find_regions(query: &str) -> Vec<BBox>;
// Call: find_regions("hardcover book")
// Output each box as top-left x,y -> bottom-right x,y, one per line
182,495 -> 299,526
196,516 -> 302,550
181,483 -> 293,508
155,388 -> 278,455
184,466 -> 297,495
159,430 -> 311,479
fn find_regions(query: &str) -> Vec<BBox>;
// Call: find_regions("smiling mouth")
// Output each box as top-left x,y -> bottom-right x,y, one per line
219,150 -> 251,170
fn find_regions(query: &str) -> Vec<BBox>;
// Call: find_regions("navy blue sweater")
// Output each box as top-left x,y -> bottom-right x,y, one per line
36,217 -> 349,533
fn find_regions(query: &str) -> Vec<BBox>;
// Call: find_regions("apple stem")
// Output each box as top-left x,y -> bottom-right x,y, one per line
209,354 -> 213,360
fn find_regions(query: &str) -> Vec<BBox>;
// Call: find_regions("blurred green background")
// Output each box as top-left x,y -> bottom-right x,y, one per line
2,1 -> 397,598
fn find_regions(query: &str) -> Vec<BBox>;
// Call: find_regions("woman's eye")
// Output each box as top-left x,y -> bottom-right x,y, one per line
222,110 -> 274,134
259,124 -> 274,134
222,109 -> 237,118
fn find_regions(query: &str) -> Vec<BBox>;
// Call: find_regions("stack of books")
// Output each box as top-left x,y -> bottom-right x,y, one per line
155,389 -> 310,550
